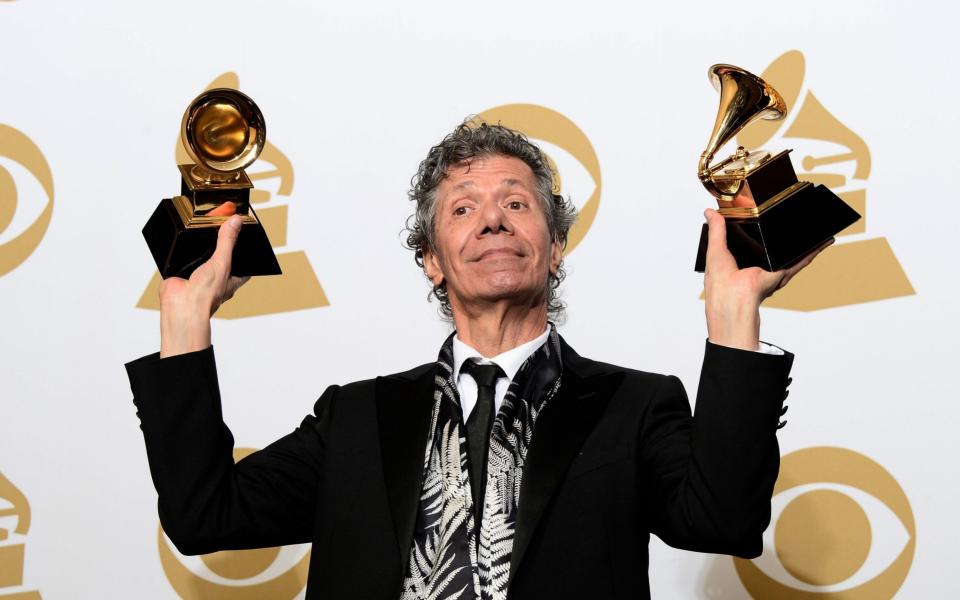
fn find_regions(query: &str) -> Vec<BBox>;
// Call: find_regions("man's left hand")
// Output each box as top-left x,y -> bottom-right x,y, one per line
702,208 -> 833,351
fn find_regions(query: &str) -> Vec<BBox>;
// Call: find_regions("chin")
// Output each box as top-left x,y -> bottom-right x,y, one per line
449,270 -> 550,308
479,279 -> 548,306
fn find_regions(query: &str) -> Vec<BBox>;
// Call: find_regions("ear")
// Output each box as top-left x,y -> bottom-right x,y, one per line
423,248 -> 445,287
549,237 -> 563,275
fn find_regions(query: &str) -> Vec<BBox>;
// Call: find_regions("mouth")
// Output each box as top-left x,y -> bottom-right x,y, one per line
474,248 -> 524,261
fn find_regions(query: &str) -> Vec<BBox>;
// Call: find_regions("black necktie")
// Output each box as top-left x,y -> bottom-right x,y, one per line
460,360 -> 505,526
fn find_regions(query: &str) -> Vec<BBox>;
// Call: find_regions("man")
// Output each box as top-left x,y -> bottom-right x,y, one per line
126,121 -> 824,599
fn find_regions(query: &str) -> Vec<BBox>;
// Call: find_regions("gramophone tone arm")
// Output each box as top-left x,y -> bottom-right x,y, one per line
699,151 -> 742,202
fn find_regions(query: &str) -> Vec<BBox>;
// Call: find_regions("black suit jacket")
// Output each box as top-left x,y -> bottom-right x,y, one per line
126,337 -> 792,599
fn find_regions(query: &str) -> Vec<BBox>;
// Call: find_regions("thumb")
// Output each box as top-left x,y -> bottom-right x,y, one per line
211,214 -> 243,275
704,208 -> 732,271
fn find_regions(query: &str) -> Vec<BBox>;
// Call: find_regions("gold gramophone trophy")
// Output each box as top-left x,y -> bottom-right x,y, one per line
693,64 -> 861,272
143,89 -> 282,278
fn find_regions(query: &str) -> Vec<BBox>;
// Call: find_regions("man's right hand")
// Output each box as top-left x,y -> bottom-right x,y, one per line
159,209 -> 250,358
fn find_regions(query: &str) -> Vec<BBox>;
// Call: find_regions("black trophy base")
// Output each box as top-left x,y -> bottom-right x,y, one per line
694,183 -> 861,272
143,197 -> 282,279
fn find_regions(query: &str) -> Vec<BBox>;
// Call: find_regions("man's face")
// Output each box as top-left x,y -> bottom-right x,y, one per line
423,154 -> 563,315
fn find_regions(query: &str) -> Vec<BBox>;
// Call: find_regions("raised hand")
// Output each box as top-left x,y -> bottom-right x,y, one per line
159,203 -> 250,358
702,208 -> 832,351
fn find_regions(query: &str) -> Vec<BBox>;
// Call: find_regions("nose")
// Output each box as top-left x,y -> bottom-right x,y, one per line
477,198 -> 511,237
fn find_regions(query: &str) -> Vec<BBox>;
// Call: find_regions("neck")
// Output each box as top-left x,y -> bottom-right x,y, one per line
451,298 -> 549,358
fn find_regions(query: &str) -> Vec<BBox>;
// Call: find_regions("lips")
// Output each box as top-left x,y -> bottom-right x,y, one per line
474,248 -> 524,261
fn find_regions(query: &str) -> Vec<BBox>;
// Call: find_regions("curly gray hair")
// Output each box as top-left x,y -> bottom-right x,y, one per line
404,118 -> 578,319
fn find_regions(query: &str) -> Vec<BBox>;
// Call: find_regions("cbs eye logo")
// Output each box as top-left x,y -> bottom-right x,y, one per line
476,104 -> 600,255
0,125 -> 54,278
156,448 -> 311,599
734,447 -> 914,599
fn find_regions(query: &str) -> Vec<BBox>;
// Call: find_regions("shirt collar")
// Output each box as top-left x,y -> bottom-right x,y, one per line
452,327 -> 551,384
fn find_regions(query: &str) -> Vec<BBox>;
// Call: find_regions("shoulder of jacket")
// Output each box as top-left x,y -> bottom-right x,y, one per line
330,361 -> 434,397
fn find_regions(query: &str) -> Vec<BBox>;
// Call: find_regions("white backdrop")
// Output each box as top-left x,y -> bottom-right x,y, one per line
0,1 -> 956,598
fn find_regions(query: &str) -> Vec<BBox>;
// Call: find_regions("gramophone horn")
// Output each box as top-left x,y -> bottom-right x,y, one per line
698,64 -> 787,201
181,88 -> 266,182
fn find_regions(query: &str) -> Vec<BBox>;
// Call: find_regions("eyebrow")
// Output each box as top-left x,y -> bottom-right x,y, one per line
451,178 -> 528,192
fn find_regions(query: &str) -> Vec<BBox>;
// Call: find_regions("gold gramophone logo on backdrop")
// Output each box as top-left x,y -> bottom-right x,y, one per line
476,104 -> 600,255
0,125 -> 54,278
740,51 -> 913,310
734,447 -> 914,599
137,72 -> 329,318
157,448 -> 310,599
0,471 -> 41,598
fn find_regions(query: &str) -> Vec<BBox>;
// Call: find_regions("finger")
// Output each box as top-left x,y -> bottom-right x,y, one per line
704,209 -> 734,272
777,237 -> 835,289
210,214 -> 243,276
788,237 -> 834,276
732,188 -> 756,209
207,201 -> 237,217
225,275 -> 250,300
212,276 -> 250,316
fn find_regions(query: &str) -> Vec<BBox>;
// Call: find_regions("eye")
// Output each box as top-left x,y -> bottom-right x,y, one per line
505,200 -> 526,211
0,153 -> 51,244
155,447 -> 312,595
0,127 -> 55,278
453,206 -> 470,217
748,483 -> 911,591
159,528 -> 311,592
734,447 -> 914,598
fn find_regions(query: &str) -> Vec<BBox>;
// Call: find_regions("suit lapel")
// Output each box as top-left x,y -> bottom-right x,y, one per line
373,338 -> 623,585
376,364 -> 437,574
509,341 -> 623,584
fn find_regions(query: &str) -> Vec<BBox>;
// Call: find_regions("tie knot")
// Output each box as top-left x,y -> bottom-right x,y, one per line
460,360 -> 505,390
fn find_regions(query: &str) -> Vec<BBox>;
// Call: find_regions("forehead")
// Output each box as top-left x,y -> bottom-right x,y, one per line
439,155 -> 537,196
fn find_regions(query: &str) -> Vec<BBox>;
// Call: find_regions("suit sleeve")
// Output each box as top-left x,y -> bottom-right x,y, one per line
639,340 -> 793,558
125,346 -> 334,555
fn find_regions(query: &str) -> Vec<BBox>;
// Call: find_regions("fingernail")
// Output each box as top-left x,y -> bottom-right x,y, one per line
229,215 -> 242,229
